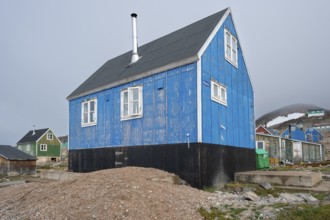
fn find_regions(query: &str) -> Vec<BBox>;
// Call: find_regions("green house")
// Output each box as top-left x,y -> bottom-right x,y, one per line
17,128 -> 61,164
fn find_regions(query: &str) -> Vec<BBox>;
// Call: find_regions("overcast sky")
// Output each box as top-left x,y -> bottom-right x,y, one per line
1,0 -> 329,145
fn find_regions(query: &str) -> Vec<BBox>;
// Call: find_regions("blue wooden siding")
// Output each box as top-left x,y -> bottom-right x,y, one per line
281,126 -> 306,141
201,15 -> 255,149
69,63 -> 197,149
305,128 -> 322,143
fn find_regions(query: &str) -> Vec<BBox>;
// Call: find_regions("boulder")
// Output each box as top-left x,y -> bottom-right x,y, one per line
244,191 -> 260,201
294,193 -> 318,203
279,193 -> 304,203
259,182 -> 273,190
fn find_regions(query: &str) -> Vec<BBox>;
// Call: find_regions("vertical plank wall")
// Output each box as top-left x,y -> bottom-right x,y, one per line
201,14 -> 255,149
69,63 -> 197,149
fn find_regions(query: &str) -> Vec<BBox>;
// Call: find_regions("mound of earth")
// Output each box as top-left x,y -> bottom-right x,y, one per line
0,167 -> 210,220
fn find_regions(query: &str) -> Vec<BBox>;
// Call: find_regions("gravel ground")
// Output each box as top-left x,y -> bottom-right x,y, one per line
0,167 -> 323,220
0,167 -> 210,220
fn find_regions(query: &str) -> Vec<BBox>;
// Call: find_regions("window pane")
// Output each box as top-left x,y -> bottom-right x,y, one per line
132,88 -> 139,101
123,91 -> 128,104
226,32 -> 231,46
90,101 -> 95,111
232,50 -> 237,63
83,103 -> 88,113
124,104 -> 128,116
232,38 -> 237,52
83,113 -> 88,123
90,112 -> 94,122
226,45 -> 231,58
213,84 -> 219,98
221,87 -> 226,101
132,101 -> 139,114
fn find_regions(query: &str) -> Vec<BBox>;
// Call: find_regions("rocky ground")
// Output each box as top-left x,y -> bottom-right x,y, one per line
0,167 -> 329,220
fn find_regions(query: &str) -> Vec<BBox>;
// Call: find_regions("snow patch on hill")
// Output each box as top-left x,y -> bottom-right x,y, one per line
267,113 -> 305,127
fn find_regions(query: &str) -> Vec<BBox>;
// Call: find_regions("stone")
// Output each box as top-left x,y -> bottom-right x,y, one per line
279,193 -> 304,203
294,193 -> 318,203
322,175 -> 330,181
259,182 -> 273,190
244,191 -> 259,201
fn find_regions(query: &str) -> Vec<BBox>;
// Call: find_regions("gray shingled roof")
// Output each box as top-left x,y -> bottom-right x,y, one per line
17,128 -> 49,144
67,8 -> 228,100
0,145 -> 36,161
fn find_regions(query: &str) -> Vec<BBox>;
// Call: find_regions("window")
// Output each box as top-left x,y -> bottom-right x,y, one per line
47,133 -> 53,140
211,81 -> 227,105
81,98 -> 97,126
121,86 -> 143,120
40,144 -> 47,151
256,141 -> 265,150
224,29 -> 238,67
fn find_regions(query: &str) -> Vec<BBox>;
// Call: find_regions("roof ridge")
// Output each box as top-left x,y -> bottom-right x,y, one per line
67,9 -> 228,100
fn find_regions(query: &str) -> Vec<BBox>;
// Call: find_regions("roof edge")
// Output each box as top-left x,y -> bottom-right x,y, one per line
197,7 -> 255,98
197,8 -> 231,57
67,55 -> 199,100
256,133 -> 322,146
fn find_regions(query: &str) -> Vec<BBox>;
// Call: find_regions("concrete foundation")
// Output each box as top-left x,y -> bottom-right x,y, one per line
235,171 -> 322,187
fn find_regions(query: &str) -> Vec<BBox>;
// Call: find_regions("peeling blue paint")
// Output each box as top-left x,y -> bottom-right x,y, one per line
201,15 -> 255,149
69,63 -> 197,149
69,14 -> 255,150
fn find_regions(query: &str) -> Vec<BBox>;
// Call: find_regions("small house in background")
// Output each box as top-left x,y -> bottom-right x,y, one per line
255,125 -> 272,135
67,8 -> 255,188
17,128 -> 61,164
305,127 -> 322,143
307,109 -> 326,117
281,125 -> 306,141
58,135 -> 68,160
0,145 -> 36,175
255,125 -> 278,136
255,133 -> 324,165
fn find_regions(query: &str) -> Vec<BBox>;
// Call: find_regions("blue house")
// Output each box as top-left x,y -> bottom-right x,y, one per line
67,8 -> 255,187
281,125 -> 306,141
305,127 -> 322,143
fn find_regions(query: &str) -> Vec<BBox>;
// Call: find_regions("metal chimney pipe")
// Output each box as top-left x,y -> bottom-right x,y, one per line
130,13 -> 140,64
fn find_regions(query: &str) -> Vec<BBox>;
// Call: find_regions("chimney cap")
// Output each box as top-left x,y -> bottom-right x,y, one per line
131,13 -> 137,18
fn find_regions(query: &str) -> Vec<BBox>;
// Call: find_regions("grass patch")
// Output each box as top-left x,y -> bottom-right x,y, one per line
198,207 -> 248,220
198,207 -> 229,220
229,207 -> 247,219
276,204 -> 330,220
271,203 -> 289,209
203,186 -> 221,193
311,192 -> 330,201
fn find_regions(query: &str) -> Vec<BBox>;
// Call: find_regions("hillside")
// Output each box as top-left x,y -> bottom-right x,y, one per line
256,103 -> 323,127
256,104 -> 330,160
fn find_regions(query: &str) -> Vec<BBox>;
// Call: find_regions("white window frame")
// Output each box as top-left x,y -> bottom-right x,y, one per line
81,98 -> 97,127
211,80 -> 227,106
47,133 -> 53,140
40,144 -> 47,151
121,86 -> 143,120
256,141 -> 265,150
224,29 -> 238,67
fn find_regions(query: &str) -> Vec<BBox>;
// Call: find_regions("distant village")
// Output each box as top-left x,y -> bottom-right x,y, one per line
1,107 -> 329,177
256,108 -> 330,166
